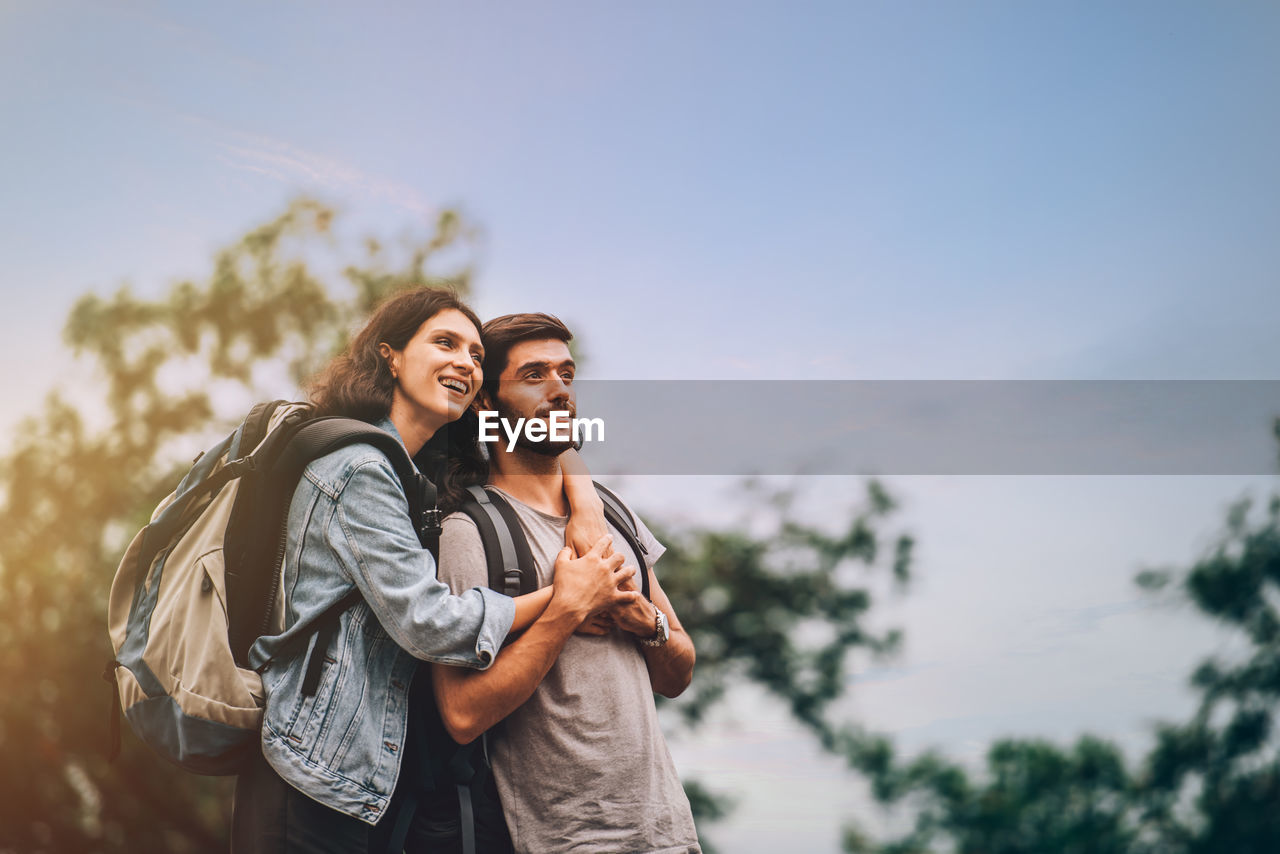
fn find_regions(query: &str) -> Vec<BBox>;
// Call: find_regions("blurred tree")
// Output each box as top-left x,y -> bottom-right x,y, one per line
1134,490 -> 1280,853
0,198 -> 913,852
842,475 -> 1280,853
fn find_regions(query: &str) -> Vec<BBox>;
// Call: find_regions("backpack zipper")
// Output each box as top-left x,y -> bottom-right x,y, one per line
259,510 -> 290,639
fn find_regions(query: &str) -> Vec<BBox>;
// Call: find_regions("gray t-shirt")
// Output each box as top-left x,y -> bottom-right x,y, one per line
437,486 -> 700,854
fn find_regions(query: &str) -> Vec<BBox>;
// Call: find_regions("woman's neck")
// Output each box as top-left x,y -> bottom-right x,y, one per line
387,398 -> 447,458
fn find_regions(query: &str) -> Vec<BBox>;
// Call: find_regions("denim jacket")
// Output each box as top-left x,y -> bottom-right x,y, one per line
249,417 -> 515,824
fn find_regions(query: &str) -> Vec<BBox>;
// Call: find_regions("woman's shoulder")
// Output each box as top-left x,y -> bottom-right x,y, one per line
303,440 -> 406,500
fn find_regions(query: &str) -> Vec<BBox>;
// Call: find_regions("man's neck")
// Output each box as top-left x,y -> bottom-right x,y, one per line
488,448 -> 568,517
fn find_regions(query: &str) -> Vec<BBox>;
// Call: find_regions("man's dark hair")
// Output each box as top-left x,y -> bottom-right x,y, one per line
479,313 -> 573,399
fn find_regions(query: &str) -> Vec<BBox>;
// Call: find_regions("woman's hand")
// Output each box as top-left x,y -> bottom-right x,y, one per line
575,611 -> 614,636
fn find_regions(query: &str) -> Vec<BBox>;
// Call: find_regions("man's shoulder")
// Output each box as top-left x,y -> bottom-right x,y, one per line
593,483 -> 664,562
438,508 -> 488,592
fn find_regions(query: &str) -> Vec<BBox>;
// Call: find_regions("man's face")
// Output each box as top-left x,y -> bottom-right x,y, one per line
486,338 -> 577,456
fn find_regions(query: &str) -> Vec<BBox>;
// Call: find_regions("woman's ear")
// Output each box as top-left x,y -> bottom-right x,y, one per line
379,343 -> 399,379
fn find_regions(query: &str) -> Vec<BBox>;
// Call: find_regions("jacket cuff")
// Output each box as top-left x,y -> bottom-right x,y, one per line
473,586 -> 516,669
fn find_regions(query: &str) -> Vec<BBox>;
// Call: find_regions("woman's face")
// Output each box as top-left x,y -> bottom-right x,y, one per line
383,308 -> 485,429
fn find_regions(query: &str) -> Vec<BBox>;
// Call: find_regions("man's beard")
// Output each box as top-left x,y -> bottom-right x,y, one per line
496,402 -> 575,457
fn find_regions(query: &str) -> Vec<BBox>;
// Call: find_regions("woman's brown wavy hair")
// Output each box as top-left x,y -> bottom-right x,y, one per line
308,286 -> 482,423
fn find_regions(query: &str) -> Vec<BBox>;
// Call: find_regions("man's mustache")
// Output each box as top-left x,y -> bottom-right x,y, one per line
531,404 -> 576,420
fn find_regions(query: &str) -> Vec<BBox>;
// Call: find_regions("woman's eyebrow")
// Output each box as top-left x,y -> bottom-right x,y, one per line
428,328 -> 483,353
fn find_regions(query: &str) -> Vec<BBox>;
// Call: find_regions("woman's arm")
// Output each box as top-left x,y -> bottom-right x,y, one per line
332,458 -> 514,668
561,448 -> 608,558
510,586 -> 554,633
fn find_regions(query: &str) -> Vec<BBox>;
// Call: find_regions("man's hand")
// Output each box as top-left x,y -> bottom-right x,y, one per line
575,611 -> 614,636
550,534 -> 633,621
607,571 -> 659,637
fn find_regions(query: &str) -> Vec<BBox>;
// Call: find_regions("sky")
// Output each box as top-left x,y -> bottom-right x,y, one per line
4,2 -> 1280,851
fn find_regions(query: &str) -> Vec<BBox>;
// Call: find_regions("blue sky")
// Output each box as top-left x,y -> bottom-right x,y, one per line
4,2 -> 1280,850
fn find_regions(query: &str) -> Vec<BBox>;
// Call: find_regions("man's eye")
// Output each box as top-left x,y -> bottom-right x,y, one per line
561,372 -> 574,383
525,372 -> 542,380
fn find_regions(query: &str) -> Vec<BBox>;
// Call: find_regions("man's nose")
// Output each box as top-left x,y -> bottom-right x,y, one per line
546,375 -> 572,404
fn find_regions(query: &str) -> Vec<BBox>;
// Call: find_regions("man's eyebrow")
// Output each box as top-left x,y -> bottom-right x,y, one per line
514,359 -> 575,373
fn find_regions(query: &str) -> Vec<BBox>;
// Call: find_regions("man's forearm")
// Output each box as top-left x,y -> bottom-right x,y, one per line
640,613 -> 695,698
637,574 -> 696,698
432,599 -> 583,744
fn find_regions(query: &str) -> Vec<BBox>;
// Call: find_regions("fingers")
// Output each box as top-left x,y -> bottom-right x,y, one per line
587,533 -> 613,557
611,589 -> 645,608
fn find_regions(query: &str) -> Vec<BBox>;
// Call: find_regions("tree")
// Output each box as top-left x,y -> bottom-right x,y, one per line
842,471 -> 1280,853
0,198 -> 913,852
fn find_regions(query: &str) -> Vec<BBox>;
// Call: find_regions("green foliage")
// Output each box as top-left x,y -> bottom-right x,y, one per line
653,479 -> 911,743
844,458 -> 1280,853
1137,486 -> 1280,853
844,737 -> 1141,854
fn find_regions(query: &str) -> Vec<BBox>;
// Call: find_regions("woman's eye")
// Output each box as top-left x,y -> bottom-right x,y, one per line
471,352 -> 483,363
436,338 -> 453,347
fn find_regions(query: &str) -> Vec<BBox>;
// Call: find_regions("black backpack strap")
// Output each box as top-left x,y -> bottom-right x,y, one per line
594,482 -> 651,601
256,418 -> 439,692
298,587 -> 363,696
482,490 -> 540,597
460,485 -> 536,597
270,417 -> 435,544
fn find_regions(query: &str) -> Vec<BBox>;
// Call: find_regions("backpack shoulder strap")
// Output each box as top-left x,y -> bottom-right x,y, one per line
459,485 -> 536,597
594,481 -> 651,601
271,416 -> 440,551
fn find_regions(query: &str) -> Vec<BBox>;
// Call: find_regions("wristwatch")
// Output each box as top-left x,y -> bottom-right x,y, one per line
639,609 -> 670,648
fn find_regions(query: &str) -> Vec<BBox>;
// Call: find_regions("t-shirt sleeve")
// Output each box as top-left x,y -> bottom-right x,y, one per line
438,513 -> 492,594
629,509 -> 667,573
